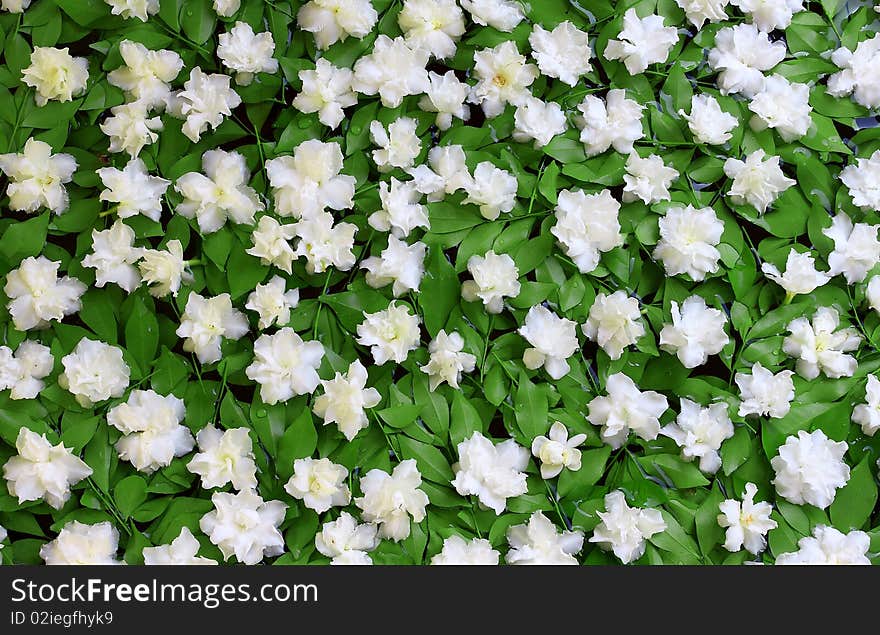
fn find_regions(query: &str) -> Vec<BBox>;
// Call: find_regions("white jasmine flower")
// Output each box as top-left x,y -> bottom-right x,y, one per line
352,35 -> 429,108
662,399 -> 734,474
217,22 -> 278,86
582,291 -> 645,360
680,94 -> 739,145
246,328 -> 324,404
297,0 -> 378,50
431,535 -> 499,565
138,240 -> 192,297
868,275 -> 880,315
622,153 -> 678,204
361,236 -> 426,297
0,524 -> 5,547
653,205 -> 724,281
107,40 -> 182,109
604,9 -> 678,75
420,330 -> 476,391
775,525 -> 870,565
576,89 -> 645,157
749,74 -> 812,142
0,138 -> 77,214
187,425 -> 258,491
82,220 -> 142,293
213,0 -> 239,16
529,21 -> 592,86
828,35 -> 880,109
589,490 -> 666,564
356,301 -> 421,365
369,178 -> 430,238
451,431 -> 528,514
398,0 -> 465,60
723,149 -> 795,214
418,70 -> 470,130
460,0 -> 523,32
40,521 -> 119,565
463,161 -> 517,220
0,340 -> 54,400
841,150 -> 880,212
166,68 -> 241,143
461,250 -> 520,314
822,212 -> 880,284
106,0 -> 159,22
3,427 -> 92,509
370,117 -> 422,172
4,256 -> 86,331
22,46 -> 88,106
200,490 -> 286,565
708,24 -> 786,97
551,188 -> 624,274
518,305 -> 580,380
717,483 -> 777,555
512,96 -> 567,148
143,527 -> 216,565
314,359 -> 381,441
470,40 -> 538,118
506,511 -> 584,565
771,429 -> 850,509
292,58 -> 357,129
176,292 -> 249,365
315,512 -> 380,565
355,459 -> 429,542
783,307 -> 860,380
659,296 -> 729,369
761,249 -> 830,297
100,102 -> 164,158
408,145 -> 472,201
587,372 -> 668,449
97,158 -> 170,222
58,339 -> 130,407
265,140 -> 355,218
1,0 -> 30,12
245,276 -> 300,330
246,216 -> 298,274
676,0 -> 729,28
531,422 -> 587,480
291,211 -> 358,274
730,0 -> 804,32
735,362 -> 795,419
853,374 -> 880,436
285,457 -> 350,513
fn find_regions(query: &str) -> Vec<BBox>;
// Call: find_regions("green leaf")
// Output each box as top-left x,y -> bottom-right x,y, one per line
450,392 -> 484,446
125,295 -> 159,371
277,408 -> 318,467
114,475 -> 148,519
0,212 -> 48,264
397,436 -> 454,484
695,483 -> 725,555
180,0 -> 216,45
514,372 -> 549,441
558,446 -> 611,498
378,404 -> 424,429
419,245 -> 459,337
830,458 -> 878,531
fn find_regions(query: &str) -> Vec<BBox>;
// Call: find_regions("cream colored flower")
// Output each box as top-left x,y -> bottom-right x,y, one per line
22,46 -> 88,106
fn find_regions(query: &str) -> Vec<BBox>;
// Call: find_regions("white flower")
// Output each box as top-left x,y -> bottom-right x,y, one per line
519,305 -> 580,380
463,161 -> 517,220
361,236 -> 426,297
506,511 -> 584,565
622,153 -> 678,204
775,525 -> 870,565
187,425 -> 258,491
166,68 -> 241,143
217,21 -> 278,85
355,459 -> 429,542
82,220 -> 142,293
314,359 -> 381,441
58,339 -> 130,407
1,0 -> 30,12
659,296 -> 729,369
708,24 -> 786,97
246,328 -> 324,404
200,490 -> 286,565
398,0 -> 465,60
771,429 -> 850,509
100,101 -> 164,158
0,340 -> 54,400
408,145 -> 472,202
576,89 -> 645,157
107,389 -> 195,474
356,301 -> 421,365
315,512 -> 380,565
853,374 -> 880,436
531,422 -> 587,480
735,362 -> 795,419
104,2 -> 157,28
512,96 -> 567,148
828,35 -> 880,109
265,140 -> 356,218
370,118 -> 422,172
139,240 -> 193,297
3,428 -> 92,510
22,46 -> 88,106
214,0 -> 239,16
292,58 -> 357,129
749,74 -> 812,142
284,457 -> 350,513
822,212 -> 880,284
841,150 -> 880,212
661,398 -> 734,474
0,138 -> 77,214
782,307 -> 860,380
0,524 -> 6,546
723,149 -> 795,214
245,276 -> 300,330
653,205 -> 724,281
420,330 -> 476,391
461,250 -> 520,314
529,21 -> 592,86
297,0 -> 378,50
675,0 -> 729,28
680,94 -> 739,145
291,211 -> 358,274
369,178 -> 430,238
431,535 -> 500,565
176,292 -> 249,365
352,35 -> 429,108
717,483 -> 777,555
587,372 -> 668,449
418,71 -> 470,130
730,0 -> 804,32
869,275 -> 880,316
604,9 -> 678,75
583,291 -> 645,360
40,521 -> 119,565
143,527 -> 216,565
470,41 -> 538,118
589,490 -> 666,564
460,0 -> 523,31
107,40 -> 182,109
4,256 -> 86,331
761,249 -> 830,297
97,158 -> 170,222
551,188 -> 624,274
246,216 -> 298,274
